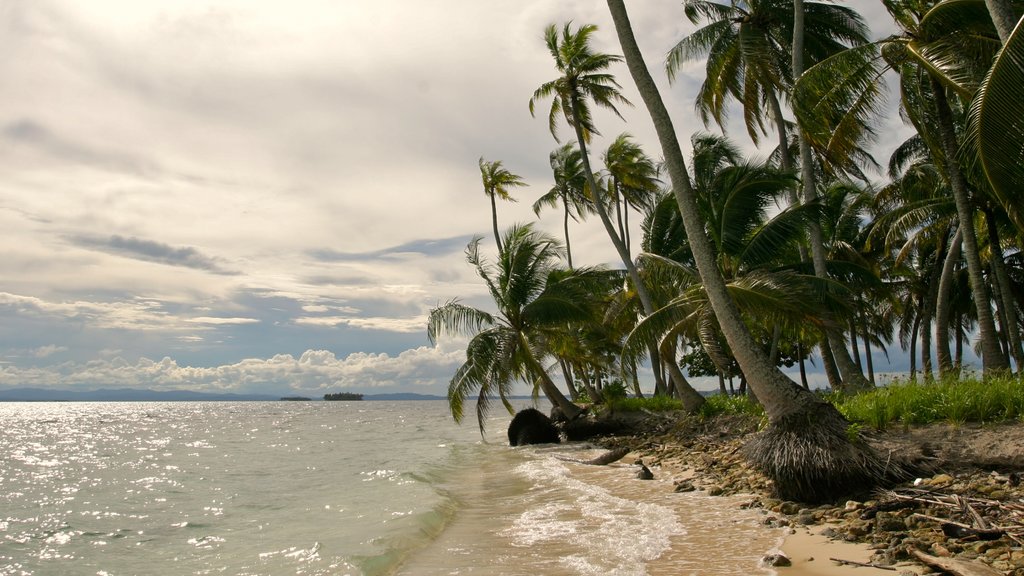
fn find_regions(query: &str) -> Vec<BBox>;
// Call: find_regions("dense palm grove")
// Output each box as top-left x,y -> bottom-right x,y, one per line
429,0 -> 1024,500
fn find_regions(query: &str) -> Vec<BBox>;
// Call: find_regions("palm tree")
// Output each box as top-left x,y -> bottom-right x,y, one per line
529,22 -> 689,399
794,0 -> 1010,374
427,224 -> 591,431
532,143 -> 591,269
607,0 -> 893,503
478,158 -> 526,253
602,133 -> 660,253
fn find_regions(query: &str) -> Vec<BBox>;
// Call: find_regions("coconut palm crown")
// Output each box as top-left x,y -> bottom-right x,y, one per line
428,223 -> 606,432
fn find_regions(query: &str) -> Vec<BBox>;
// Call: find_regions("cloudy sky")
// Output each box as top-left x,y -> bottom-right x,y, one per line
1,1 -> 926,397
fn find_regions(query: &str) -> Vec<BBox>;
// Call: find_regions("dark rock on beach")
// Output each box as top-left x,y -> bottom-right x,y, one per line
508,408 -> 561,446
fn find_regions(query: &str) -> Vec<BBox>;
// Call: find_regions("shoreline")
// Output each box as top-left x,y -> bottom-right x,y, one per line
592,413 -> 1024,576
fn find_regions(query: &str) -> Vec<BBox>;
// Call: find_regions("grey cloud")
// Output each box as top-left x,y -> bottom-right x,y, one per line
309,235 -> 474,263
2,118 -> 158,176
71,234 -> 237,274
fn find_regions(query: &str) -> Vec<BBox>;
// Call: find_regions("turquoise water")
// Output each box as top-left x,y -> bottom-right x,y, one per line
0,401 -> 779,575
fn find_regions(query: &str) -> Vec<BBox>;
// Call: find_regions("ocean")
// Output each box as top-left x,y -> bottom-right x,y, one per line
0,401 -> 781,575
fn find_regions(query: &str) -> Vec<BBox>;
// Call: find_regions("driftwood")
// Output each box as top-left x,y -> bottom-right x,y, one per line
909,548 -> 1003,576
881,488 -> 1024,543
829,557 -> 897,571
555,447 -> 631,466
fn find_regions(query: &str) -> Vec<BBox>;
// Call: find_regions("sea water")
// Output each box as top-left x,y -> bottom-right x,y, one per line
0,401 -> 780,575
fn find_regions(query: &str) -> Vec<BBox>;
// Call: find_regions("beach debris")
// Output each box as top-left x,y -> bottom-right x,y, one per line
673,480 -> 696,493
910,548 -> 1004,576
554,446 -> 631,466
829,557 -> 897,571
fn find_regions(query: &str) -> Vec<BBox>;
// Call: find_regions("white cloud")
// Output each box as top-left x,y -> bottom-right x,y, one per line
32,345 -> 68,358
0,345 -> 466,395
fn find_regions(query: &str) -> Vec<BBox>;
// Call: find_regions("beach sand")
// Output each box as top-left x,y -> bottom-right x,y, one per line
780,525 -> 914,575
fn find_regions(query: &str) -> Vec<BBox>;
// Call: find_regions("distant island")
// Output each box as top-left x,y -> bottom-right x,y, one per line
323,392 -> 364,401
280,396 -> 312,401
0,387 -> 446,402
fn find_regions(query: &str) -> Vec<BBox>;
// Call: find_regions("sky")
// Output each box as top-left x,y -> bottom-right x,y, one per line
0,0 -> 937,398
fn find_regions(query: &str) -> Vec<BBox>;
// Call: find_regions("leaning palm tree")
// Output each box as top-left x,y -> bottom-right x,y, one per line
428,223 -> 595,432
478,158 -> 526,253
606,0 -> 895,503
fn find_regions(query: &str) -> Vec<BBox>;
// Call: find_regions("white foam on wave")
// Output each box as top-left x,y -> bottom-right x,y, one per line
504,456 -> 684,575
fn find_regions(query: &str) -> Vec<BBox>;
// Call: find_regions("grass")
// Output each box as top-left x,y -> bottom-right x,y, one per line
607,395 -> 684,412
831,374 -> 1024,430
698,393 -> 765,419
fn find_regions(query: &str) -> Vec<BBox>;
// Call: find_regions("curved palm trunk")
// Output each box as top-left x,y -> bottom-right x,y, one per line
490,194 -> 503,253
520,333 -> 581,419
909,314 -> 919,379
984,0 -> 1018,43
606,0 -> 816,421
936,227 -> 962,377
931,78 -> 1009,375
662,337 -> 706,411
819,337 -> 842,388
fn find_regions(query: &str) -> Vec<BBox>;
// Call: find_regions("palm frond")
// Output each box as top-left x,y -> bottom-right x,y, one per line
967,18 -> 1024,233
427,300 -> 495,344
794,42 -> 889,167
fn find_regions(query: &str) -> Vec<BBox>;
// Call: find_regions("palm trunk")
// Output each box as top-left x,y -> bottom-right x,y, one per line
936,227 -> 961,377
520,334 -> 580,419
663,342 -> 705,412
985,208 -> 1024,371
984,0 -> 1019,43
490,194 -> 502,253
909,314 -> 919,379
797,340 -> 809,389
850,318 -> 863,369
562,197 -> 574,269
931,78 -> 1008,374
559,358 -> 579,401
793,0 -> 871,391
819,337 -> 842,389
861,313 -> 875,384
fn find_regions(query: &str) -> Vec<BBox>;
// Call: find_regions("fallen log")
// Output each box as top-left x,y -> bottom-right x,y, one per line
555,446 -> 631,466
909,548 -> 1003,576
